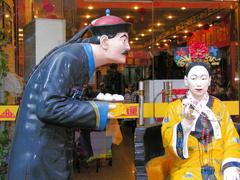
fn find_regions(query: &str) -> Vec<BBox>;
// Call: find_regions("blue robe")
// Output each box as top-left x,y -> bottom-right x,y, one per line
8,43 -> 109,180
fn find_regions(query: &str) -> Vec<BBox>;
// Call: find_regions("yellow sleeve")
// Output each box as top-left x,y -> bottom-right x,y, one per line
161,100 -> 182,155
220,102 -> 240,160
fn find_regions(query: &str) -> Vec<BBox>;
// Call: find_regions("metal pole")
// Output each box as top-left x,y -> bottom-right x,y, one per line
138,81 -> 144,126
163,81 -> 173,103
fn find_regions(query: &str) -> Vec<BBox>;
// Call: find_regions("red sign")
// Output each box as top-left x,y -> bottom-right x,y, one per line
0,109 -> 16,118
126,106 -> 138,116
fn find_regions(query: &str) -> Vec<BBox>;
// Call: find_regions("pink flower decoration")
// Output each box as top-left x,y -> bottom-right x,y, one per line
189,42 -> 208,62
177,48 -> 187,57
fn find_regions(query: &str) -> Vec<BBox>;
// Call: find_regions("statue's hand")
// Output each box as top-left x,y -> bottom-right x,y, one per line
108,103 -> 116,119
183,104 -> 196,121
224,167 -> 240,180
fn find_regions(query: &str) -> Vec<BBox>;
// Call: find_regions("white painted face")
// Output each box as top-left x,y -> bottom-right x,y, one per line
105,32 -> 130,64
184,65 -> 211,100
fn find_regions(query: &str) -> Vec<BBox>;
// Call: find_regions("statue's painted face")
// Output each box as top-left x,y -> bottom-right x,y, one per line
184,65 -> 211,100
105,32 -> 130,64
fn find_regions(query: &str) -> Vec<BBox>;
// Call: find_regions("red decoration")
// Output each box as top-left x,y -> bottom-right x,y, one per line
177,48 -> 187,57
189,42 -> 209,62
43,2 -> 55,13
138,8 -> 146,22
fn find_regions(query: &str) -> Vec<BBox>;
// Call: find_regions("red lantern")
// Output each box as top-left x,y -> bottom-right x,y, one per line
43,2 -> 55,13
138,8 -> 146,22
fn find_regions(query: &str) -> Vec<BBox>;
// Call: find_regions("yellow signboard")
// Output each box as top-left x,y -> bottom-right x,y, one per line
0,106 -> 18,121
0,101 -> 239,121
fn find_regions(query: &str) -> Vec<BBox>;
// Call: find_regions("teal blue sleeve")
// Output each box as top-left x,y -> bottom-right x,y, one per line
95,102 -> 109,130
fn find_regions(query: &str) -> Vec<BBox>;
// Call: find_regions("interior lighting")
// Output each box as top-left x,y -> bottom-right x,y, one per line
130,41 -> 133,44
181,7 -> 186,10
162,39 -> 167,42
135,37 -> 139,41
197,23 -> 203,27
18,28 -> 23,32
148,29 -> 152,32
141,33 -> 145,37
156,43 -> 159,46
167,15 -> 173,19
84,23 -> 88,26
4,14 -> 10,18
86,14 -> 91,19
148,46 -> 151,49
209,24 -> 213,27
183,35 -> 187,38
216,16 -> 221,19
34,15 -> 38,18
126,15 -> 130,19
88,6 -> 93,10
173,35 -> 177,38
134,6 -> 139,10
18,34 -> 23,37
184,30 -> 188,33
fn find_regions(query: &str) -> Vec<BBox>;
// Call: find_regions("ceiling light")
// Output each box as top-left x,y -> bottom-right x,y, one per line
135,38 -> 139,41
184,30 -> 188,33
167,15 -> 173,19
34,15 -> 38,18
133,6 -> 139,10
173,35 -> 177,38
130,41 -> 133,44
84,23 -> 88,26
181,7 -> 186,10
18,28 -> 23,32
183,35 -> 187,38
126,15 -> 130,19
157,23 -> 161,26
88,6 -> 93,10
162,39 -> 167,42
216,16 -> 221,19
18,34 -> 23,37
209,24 -> 213,27
141,34 -> 145,37
156,43 -> 159,46
148,46 -> 151,49
148,29 -> 152,32
86,15 -> 91,19
4,14 -> 10,18
197,23 -> 203,27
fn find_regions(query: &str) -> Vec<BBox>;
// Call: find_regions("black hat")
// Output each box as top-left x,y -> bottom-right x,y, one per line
90,9 -> 131,36
186,62 -> 212,76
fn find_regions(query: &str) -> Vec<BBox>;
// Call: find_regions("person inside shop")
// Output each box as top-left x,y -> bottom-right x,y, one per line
161,62 -> 240,179
8,9 -> 131,180
104,63 -> 125,95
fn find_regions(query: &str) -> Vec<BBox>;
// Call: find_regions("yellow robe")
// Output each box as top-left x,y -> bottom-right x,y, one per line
160,97 -> 240,179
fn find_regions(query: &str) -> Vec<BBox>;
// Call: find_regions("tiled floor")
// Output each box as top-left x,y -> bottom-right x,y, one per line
74,122 -> 135,180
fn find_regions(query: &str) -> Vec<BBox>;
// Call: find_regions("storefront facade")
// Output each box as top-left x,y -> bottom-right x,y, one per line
1,0 -> 240,100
